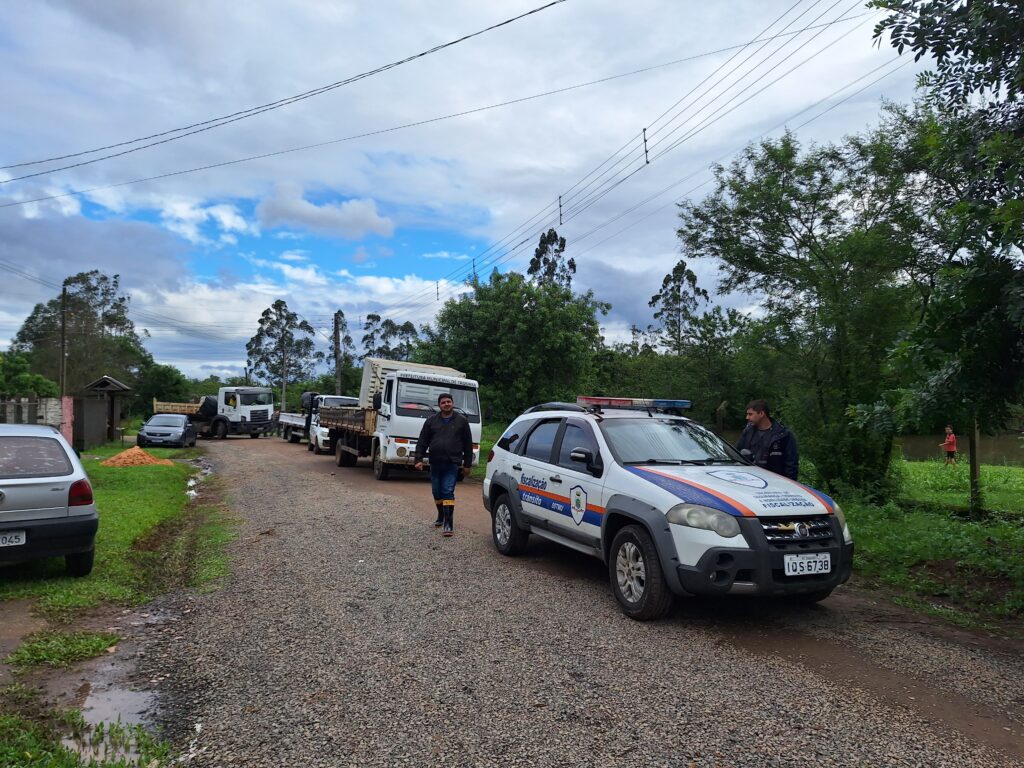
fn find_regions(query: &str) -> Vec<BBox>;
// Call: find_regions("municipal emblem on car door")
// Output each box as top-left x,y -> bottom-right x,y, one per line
570,485 -> 587,526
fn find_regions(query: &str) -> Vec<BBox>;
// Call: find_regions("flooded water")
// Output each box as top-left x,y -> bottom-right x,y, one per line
898,433 -> 1023,465
719,430 -> 1023,466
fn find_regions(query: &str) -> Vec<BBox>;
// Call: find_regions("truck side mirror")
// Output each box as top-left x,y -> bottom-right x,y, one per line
372,393 -> 382,411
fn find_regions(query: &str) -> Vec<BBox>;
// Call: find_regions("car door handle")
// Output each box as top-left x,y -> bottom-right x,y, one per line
549,474 -> 562,483
512,463 -> 522,471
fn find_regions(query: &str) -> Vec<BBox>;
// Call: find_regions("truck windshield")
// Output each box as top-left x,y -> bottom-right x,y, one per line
239,392 -> 273,406
600,418 -> 742,464
395,380 -> 480,423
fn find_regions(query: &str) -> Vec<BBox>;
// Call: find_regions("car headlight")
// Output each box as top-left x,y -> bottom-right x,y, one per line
666,503 -> 740,538
833,502 -> 852,543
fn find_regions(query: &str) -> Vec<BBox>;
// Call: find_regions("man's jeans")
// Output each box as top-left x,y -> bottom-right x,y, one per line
430,462 -> 460,502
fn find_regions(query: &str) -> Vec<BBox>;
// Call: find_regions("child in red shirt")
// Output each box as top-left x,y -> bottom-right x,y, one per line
940,425 -> 957,467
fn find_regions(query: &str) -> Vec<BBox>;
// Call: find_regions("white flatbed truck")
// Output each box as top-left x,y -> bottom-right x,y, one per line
318,358 -> 482,479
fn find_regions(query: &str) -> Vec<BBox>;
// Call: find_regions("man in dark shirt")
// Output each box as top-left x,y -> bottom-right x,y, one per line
735,399 -> 799,480
414,393 -> 474,537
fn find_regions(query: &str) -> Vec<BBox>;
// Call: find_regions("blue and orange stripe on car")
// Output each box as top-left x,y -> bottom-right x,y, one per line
517,485 -> 605,526
625,466 -> 757,517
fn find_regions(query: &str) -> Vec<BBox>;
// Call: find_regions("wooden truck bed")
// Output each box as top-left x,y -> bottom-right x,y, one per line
318,406 -> 376,434
153,400 -> 201,416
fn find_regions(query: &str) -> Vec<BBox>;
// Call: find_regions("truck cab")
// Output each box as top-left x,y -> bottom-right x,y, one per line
373,370 -> 482,476
215,386 -> 275,438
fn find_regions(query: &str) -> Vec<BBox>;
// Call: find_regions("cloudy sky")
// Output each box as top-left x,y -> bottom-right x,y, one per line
0,0 -> 923,379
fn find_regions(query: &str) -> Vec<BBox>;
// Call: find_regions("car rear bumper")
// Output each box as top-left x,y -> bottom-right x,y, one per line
0,514 -> 99,563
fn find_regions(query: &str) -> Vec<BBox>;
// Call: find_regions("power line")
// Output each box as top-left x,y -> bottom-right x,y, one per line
0,0 -> 568,181
376,50 -> 913,319
0,10 -> 873,213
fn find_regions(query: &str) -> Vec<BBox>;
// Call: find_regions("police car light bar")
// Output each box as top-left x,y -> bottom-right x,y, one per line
576,396 -> 692,410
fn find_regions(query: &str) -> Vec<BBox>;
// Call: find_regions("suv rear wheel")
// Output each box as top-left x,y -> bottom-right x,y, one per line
491,493 -> 528,555
609,525 -> 673,621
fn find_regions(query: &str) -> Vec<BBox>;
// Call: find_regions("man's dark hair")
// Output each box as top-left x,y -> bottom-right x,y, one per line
946,424 -> 954,430
437,392 -> 454,405
746,399 -> 770,417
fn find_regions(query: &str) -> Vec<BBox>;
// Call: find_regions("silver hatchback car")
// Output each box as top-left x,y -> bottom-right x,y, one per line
0,424 -> 98,577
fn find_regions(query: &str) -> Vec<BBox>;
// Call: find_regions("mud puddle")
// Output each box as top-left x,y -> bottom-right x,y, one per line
184,456 -> 214,500
0,598 -> 46,683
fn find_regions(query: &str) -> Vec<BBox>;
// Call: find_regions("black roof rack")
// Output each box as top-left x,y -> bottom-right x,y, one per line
523,402 -> 587,414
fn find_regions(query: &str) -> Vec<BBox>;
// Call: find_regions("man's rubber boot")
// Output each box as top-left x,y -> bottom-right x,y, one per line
442,504 -> 454,537
433,500 -> 444,527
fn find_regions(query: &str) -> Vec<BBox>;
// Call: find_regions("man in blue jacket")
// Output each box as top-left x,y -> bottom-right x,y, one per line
735,399 -> 799,480
414,393 -> 474,536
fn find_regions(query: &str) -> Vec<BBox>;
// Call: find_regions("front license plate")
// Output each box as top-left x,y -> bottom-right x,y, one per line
0,531 -> 26,547
784,552 -> 831,576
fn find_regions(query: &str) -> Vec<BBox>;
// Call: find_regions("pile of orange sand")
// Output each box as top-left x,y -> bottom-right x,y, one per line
100,446 -> 174,467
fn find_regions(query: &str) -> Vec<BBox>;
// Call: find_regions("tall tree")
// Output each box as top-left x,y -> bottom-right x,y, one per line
677,131 -> 923,492
331,310 -> 358,395
13,270 -> 150,393
133,362 -> 190,416
361,313 -> 382,360
246,300 -> 322,410
648,259 -> 709,354
527,228 -> 576,288
0,351 -> 58,398
418,270 -> 607,418
871,1 -> 1024,510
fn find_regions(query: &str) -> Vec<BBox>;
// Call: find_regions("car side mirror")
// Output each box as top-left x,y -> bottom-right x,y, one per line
570,447 -> 602,477
372,393 -> 382,411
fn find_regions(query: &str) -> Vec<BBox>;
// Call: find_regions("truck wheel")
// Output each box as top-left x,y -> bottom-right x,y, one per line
492,494 -> 528,556
609,525 -> 674,621
216,421 -> 228,440
65,548 -> 95,578
373,445 -> 391,480
288,429 -> 301,444
335,442 -> 357,467
250,432 -> 260,439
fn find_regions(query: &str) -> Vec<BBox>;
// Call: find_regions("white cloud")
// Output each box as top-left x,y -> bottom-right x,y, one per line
257,183 -> 394,239
422,251 -> 470,260
280,250 -> 309,262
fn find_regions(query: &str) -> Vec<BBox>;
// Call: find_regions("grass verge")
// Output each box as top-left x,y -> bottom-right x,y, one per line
5,630 -> 118,670
1,684 -> 173,767
898,459 -> 1024,517
0,444 -> 207,620
848,460 -> 1024,626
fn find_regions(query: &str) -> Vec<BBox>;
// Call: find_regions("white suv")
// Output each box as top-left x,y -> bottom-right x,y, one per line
482,397 -> 853,620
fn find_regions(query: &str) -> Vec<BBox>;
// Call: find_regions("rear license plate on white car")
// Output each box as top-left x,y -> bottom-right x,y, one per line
784,552 -> 831,576
0,531 -> 26,547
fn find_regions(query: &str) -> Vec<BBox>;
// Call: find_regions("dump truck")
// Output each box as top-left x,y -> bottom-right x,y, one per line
317,358 -> 481,479
153,386 -> 275,439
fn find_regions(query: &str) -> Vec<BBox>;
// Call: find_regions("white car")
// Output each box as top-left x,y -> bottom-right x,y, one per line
308,394 -> 359,455
0,424 -> 98,577
482,397 -> 853,620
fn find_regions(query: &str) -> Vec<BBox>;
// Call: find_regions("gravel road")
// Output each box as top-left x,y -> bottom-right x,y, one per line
139,438 -> 1024,767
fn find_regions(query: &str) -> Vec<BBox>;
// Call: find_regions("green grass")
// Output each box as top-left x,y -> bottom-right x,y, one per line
899,459 -> 1024,516
0,444 -> 201,620
472,422 -> 504,480
1,684 -> 174,767
5,630 -> 118,670
848,460 -> 1024,622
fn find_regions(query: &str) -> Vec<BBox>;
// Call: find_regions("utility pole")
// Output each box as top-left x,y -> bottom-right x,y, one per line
333,311 -> 343,395
59,282 -> 67,398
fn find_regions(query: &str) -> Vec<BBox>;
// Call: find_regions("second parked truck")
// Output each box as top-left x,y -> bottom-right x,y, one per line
153,386 -> 276,439
317,358 -> 482,479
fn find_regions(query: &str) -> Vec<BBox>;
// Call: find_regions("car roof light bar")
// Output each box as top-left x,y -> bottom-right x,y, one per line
576,396 -> 692,410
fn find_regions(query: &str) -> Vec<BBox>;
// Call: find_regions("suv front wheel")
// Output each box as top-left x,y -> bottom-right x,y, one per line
491,493 -> 528,555
609,525 -> 673,621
